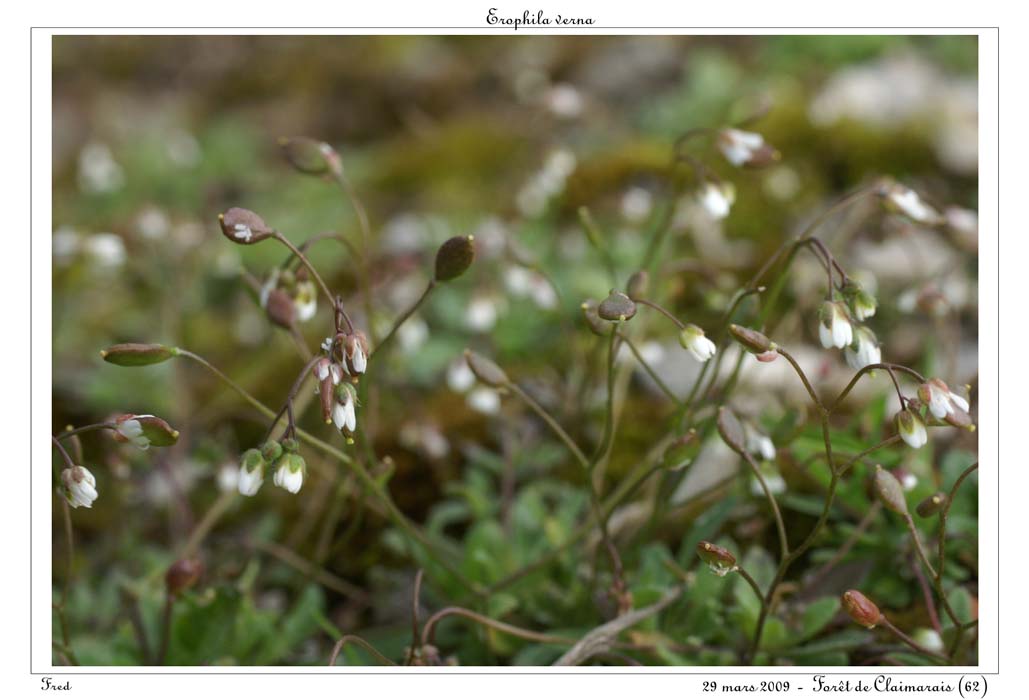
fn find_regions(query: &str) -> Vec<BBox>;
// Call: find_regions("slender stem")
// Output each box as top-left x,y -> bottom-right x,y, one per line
740,451 -> 789,559
910,553 -> 943,634
156,594 -> 173,665
55,422 -> 117,441
836,436 -> 901,476
406,569 -> 425,665
421,606 -> 577,649
776,348 -> 824,412
578,206 -> 618,284
371,279 -> 436,359
879,616 -> 949,663
635,298 -> 686,330
904,514 -> 938,579
328,635 -> 397,666
737,566 -> 767,665
618,332 -> 682,406
51,436 -> 76,469
272,232 -> 337,312
832,363 -> 926,411
507,383 -> 589,468
936,462 -> 979,651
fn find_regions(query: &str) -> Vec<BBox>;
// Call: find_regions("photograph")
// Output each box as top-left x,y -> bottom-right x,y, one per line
48,33 -> 980,668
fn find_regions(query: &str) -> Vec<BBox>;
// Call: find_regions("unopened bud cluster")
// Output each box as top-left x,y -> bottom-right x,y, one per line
237,438 -> 307,496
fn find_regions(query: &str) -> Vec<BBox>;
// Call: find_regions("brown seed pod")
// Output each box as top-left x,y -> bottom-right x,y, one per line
463,349 -> 509,388
916,492 -> 948,518
841,590 -> 881,629
597,290 -> 636,321
696,541 -> 737,575
873,465 -> 909,515
165,557 -> 203,596
434,235 -> 476,282
717,406 -> 746,455
218,207 -> 274,245
728,324 -> 774,354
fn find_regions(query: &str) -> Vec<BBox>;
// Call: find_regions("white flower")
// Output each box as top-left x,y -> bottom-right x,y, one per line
896,409 -> 928,449
115,416 -> 150,450
884,184 -> 940,224
273,457 -> 304,494
818,301 -> 853,349
913,628 -> 944,653
332,391 -> 357,434
237,451 -> 264,496
850,288 -> 877,321
679,324 -> 716,362
349,341 -> 367,374
621,187 -> 653,224
746,430 -> 776,461
845,327 -> 882,370
216,462 -> 239,493
84,233 -> 126,268
293,281 -> 317,322
62,466 -> 98,509
465,296 -> 499,332
467,387 -> 501,415
918,379 -> 970,420
716,128 -> 769,167
447,359 -> 476,393
697,181 -> 736,220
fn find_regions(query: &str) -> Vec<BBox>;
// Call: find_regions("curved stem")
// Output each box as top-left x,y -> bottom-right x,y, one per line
328,634 -> 397,666
618,332 -> 682,406
740,451 -> 789,560
371,279 -> 436,359
635,298 -> 686,330
904,514 -> 938,579
507,383 -> 589,468
776,348 -> 824,412
272,232 -> 337,312
879,616 -> 949,663
421,606 -> 577,649
55,423 -> 117,441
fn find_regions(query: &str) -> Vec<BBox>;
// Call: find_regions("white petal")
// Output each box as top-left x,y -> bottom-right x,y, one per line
949,393 -> 970,412
818,324 -> 834,349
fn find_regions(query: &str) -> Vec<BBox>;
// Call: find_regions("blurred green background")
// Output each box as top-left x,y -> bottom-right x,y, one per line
51,35 -> 978,666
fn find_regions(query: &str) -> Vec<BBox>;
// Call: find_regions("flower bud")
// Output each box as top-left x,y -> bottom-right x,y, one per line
716,128 -> 779,169
237,448 -> 265,496
61,466 -> 98,509
916,492 -> 947,518
278,136 -> 336,175
261,440 -> 283,463
597,290 -> 636,321
662,429 -> 699,470
273,453 -> 305,494
265,287 -> 297,329
679,324 -> 716,362
434,235 -> 476,282
218,207 -> 274,245
626,270 -> 649,301
463,349 -> 509,388
943,408 -> 976,431
729,324 -> 774,354
818,301 -> 853,349
896,408 -> 928,449
841,590 -> 881,629
281,438 -> 300,453
696,541 -> 737,576
165,557 -> 203,596
135,414 -> 180,447
873,464 -> 908,515
580,300 -> 608,336
100,343 -> 177,366
717,406 -> 746,455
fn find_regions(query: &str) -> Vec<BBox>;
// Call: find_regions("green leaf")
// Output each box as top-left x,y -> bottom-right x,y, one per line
798,597 -> 841,643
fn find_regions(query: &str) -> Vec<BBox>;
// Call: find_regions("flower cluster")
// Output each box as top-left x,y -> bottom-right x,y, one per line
893,377 -> 974,449
817,279 -> 882,371
237,438 -> 307,496
316,331 -> 369,442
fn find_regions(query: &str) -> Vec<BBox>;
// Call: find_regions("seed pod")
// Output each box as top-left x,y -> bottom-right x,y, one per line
597,290 -> 636,321
717,406 -> 746,455
873,465 -> 909,515
319,376 -> 335,423
626,270 -> 649,300
219,207 -> 274,245
434,235 -> 476,282
696,541 -> 736,576
463,349 -> 509,388
100,343 -> 177,366
165,557 -> 203,596
278,136 -> 333,175
916,492 -> 947,518
728,324 -> 774,354
662,429 -> 699,470
265,288 -> 296,329
136,415 -> 180,447
841,590 -> 881,628
580,300 -> 608,336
